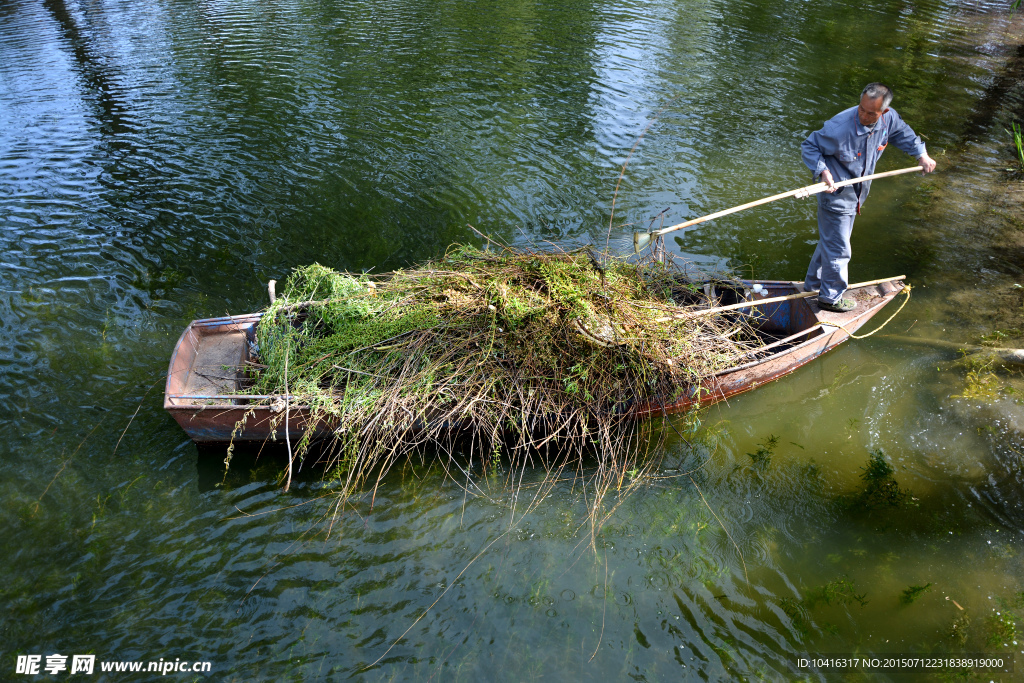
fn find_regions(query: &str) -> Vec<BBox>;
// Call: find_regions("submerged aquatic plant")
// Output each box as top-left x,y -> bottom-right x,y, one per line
954,357 -> 1002,401
747,434 -> 779,465
848,449 -> 908,509
240,244 -> 763,522
780,577 -> 869,639
948,613 -> 970,647
986,610 -> 1018,647
779,597 -> 811,637
804,577 -> 869,609
986,593 -> 1024,647
899,582 -> 933,605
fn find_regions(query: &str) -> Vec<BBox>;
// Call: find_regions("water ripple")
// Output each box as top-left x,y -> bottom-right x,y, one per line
2,0 -> 1023,678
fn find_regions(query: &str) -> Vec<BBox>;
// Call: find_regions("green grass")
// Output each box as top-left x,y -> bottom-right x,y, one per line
1010,122 -> 1024,170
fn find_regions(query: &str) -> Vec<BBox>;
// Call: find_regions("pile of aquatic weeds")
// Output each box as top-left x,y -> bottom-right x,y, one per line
242,243 -> 762,507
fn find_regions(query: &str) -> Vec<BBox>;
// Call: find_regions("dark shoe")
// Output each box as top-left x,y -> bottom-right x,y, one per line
818,297 -> 855,313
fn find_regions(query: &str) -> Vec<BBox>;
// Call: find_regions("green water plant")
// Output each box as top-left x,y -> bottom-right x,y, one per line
241,244 -> 762,519
780,597 -> 810,636
954,361 -> 1001,401
849,449 -> 908,509
827,363 -> 849,394
986,593 -> 1023,647
804,577 -> 869,609
899,582 -> 933,605
747,434 -> 779,465
948,613 -> 970,647
986,610 -> 1018,647
779,577 -> 869,639
1010,122 -> 1024,170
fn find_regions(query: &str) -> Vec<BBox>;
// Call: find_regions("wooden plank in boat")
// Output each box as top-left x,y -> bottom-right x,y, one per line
181,331 -> 246,403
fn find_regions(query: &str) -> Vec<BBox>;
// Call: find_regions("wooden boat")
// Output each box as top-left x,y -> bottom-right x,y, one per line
164,277 -> 906,443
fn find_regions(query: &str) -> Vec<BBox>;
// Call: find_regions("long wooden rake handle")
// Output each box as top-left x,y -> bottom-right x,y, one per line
651,166 -> 923,239
654,275 -> 906,322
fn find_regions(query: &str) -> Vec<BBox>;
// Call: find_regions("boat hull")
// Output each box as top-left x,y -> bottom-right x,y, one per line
164,279 -> 905,443
637,278 -> 904,416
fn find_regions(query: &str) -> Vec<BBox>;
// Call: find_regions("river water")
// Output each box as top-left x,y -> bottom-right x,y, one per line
2,0 -> 1023,679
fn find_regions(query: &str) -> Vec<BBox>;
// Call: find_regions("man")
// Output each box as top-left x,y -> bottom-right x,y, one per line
801,83 -> 936,312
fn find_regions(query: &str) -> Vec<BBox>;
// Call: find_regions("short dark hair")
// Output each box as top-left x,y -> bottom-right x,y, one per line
862,82 -> 893,109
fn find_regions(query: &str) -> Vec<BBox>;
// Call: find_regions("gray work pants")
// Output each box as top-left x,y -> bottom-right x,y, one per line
804,203 -> 855,304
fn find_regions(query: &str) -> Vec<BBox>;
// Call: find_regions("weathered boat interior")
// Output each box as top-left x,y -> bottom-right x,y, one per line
164,278 -> 903,440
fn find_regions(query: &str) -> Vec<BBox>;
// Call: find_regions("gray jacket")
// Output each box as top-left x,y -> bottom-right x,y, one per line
801,106 -> 926,214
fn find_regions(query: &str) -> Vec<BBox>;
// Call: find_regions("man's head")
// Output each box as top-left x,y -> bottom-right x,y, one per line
858,83 -> 893,126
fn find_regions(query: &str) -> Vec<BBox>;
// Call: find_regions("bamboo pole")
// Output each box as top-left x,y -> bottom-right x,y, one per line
654,275 -> 906,322
652,166 -> 923,239
633,166 -> 924,253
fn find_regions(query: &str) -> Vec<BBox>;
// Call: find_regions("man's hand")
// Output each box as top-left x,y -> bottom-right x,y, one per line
821,168 -> 837,192
918,153 -> 937,173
